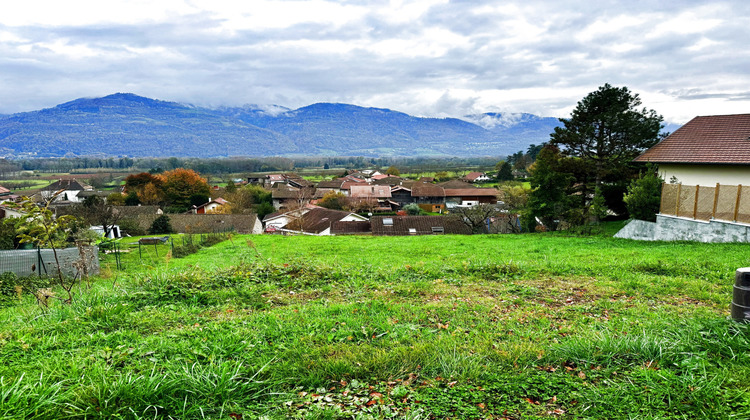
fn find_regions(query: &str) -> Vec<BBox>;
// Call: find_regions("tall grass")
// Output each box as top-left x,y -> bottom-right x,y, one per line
1,232 -> 749,418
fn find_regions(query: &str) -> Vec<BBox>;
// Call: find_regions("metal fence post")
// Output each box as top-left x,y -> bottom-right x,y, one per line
37,246 -> 42,278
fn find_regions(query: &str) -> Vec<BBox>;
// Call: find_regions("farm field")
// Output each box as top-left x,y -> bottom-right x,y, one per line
1,231 -> 749,419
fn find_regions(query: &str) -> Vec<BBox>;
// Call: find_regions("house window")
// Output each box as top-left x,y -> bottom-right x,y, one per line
431,227 -> 444,234
408,228 -> 417,235
383,218 -> 393,226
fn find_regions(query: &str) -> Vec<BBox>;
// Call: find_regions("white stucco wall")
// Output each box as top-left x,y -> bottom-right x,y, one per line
659,164 -> 750,186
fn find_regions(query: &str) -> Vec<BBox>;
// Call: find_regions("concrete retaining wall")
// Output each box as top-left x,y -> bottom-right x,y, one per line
615,215 -> 750,243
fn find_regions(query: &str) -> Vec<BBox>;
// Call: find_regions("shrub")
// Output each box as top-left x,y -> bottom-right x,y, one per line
623,166 -> 663,222
403,203 -> 422,215
0,219 -> 18,250
148,215 -> 174,234
118,218 -> 146,236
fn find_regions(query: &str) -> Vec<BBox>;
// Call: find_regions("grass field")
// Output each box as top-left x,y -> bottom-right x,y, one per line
1,229 -> 749,419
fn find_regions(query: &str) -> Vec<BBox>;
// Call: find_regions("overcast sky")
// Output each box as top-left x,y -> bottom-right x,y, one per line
1,0 -> 749,124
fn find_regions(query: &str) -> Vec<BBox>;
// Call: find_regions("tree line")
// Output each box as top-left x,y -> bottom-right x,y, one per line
10,156 -> 504,176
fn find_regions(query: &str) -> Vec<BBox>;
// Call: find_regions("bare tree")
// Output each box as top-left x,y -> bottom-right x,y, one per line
72,196 -> 122,238
450,204 -> 502,234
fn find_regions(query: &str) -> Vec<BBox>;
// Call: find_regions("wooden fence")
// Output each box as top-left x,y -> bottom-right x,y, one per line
660,183 -> 750,224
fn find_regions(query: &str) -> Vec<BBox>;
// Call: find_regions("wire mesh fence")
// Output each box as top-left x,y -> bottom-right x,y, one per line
0,247 -> 100,278
661,183 -> 749,223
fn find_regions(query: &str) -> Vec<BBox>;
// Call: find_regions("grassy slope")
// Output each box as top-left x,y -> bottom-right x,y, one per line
1,232 -> 749,419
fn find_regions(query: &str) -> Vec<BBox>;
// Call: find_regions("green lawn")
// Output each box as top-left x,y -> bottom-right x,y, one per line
1,231 -> 749,419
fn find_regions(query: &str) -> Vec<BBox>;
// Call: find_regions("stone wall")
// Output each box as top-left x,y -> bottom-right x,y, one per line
122,214 -> 260,234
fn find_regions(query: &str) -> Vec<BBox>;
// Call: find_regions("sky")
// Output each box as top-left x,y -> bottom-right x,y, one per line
1,0 -> 749,124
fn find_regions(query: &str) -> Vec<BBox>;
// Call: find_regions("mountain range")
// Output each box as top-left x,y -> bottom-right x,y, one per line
0,93 -> 572,158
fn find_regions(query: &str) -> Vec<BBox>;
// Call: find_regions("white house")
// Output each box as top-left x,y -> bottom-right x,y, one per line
635,114 -> 750,186
40,179 -> 93,203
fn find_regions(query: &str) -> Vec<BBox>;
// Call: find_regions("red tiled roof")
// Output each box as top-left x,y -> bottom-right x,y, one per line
41,179 -> 92,191
350,185 -> 392,198
438,179 -> 471,188
444,188 -> 498,197
331,221 -> 371,234
316,179 -> 345,189
283,208 -> 361,234
340,181 -> 364,190
464,172 -> 486,181
411,183 -> 445,197
635,114 -> 750,165
371,216 -> 471,235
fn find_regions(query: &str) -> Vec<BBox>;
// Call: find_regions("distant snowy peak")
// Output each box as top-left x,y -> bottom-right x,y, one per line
463,112 -> 557,130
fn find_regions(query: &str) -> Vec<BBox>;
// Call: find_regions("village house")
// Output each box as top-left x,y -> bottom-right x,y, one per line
464,172 -> 491,183
389,185 -> 413,208
265,206 -> 368,236
616,113 -> 750,243
40,179 -> 93,203
634,113 -> 750,185
331,220 -> 372,235
192,197 -> 229,214
349,185 -> 394,212
0,185 -> 18,203
0,205 -> 23,219
444,188 -> 500,208
270,184 -> 315,210
370,215 -> 471,236
410,183 -> 446,213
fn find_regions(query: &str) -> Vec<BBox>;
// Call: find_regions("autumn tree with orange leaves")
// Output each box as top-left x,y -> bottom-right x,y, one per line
158,168 -> 211,211
124,169 -> 210,211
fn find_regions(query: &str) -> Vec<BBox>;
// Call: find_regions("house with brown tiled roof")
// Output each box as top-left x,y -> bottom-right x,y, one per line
371,215 -> 471,236
371,175 -> 404,186
464,172 -> 491,183
438,179 -> 471,189
271,184 -> 315,210
390,186 -> 413,207
192,197 -> 229,214
331,220 -> 372,235
350,185 -> 394,212
0,185 -> 14,204
277,207 -> 368,236
40,179 -> 93,203
635,114 -> 750,185
444,188 -> 499,208
410,183 -> 446,212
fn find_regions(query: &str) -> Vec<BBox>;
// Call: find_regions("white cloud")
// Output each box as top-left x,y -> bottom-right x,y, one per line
0,0 -> 194,26
0,0 -> 748,125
